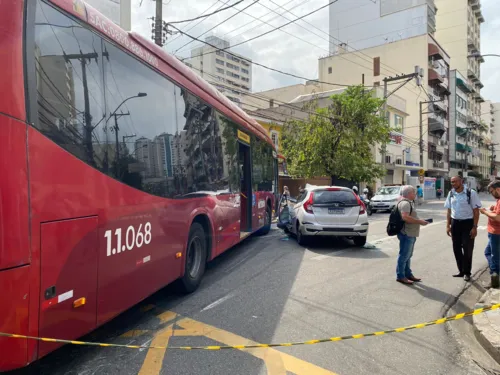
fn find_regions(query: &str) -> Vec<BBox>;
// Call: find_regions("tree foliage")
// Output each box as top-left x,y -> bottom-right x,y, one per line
281,85 -> 391,183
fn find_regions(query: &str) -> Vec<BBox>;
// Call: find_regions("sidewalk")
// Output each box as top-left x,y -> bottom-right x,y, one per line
473,287 -> 500,364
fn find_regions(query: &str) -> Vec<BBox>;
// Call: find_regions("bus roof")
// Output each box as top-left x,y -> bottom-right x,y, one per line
49,0 -> 274,148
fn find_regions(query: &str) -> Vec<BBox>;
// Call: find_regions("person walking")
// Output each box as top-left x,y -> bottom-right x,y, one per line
479,180 -> 500,289
445,175 -> 482,281
417,185 -> 424,205
437,188 -> 443,200
396,185 -> 429,285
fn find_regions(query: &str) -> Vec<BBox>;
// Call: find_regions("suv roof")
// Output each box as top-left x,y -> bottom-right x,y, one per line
305,184 -> 351,191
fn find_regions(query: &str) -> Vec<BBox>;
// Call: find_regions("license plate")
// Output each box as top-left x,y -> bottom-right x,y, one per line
328,208 -> 344,214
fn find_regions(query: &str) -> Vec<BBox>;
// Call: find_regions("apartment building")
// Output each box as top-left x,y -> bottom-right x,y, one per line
482,101 -> 499,176
322,0 -> 450,182
185,36 -> 252,107
436,0 -> 488,179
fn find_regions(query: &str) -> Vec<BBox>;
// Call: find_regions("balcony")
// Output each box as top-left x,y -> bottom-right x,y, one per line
430,159 -> 448,170
476,79 -> 484,89
468,37 -> 479,53
468,69 -> 479,81
469,0 -> 479,7
457,143 -> 472,153
456,77 -> 472,93
429,115 -> 446,137
478,13 -> 485,23
467,114 -> 480,125
474,92 -> 485,103
428,68 -> 444,83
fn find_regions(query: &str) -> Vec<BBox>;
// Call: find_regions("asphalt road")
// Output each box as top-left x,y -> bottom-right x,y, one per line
10,195 -> 498,375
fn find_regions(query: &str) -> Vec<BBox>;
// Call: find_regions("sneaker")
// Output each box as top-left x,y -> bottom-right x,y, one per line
492,273 -> 499,288
464,275 -> 471,282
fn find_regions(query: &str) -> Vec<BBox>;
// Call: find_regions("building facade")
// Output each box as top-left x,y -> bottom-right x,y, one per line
328,0 -> 436,55
185,36 -> 252,107
318,33 -> 451,180
245,87 -> 411,189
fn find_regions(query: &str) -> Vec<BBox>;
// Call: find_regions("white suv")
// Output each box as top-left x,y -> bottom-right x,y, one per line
281,185 -> 369,246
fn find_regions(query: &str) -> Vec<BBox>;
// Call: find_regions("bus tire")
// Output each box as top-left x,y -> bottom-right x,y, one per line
257,204 -> 272,235
180,222 -> 207,293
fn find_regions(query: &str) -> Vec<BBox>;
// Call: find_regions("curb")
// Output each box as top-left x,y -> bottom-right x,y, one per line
473,288 -> 500,365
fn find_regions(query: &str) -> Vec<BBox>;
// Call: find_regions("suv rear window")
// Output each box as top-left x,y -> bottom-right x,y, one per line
313,190 -> 358,205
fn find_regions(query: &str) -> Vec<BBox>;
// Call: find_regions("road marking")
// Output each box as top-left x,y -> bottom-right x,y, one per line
177,318 -> 338,375
201,293 -> 235,312
137,311 -> 338,375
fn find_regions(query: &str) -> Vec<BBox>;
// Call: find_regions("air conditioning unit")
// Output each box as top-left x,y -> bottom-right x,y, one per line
432,61 -> 440,69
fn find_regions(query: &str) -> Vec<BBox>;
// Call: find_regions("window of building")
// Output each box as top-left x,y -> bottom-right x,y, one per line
216,58 -> 224,65
242,68 -> 249,75
270,130 -> 279,151
33,0 -> 242,198
394,114 -> 404,130
328,67 -> 332,74
216,50 -> 224,57
216,67 -> 224,74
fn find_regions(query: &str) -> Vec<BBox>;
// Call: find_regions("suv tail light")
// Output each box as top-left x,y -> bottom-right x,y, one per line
303,192 -> 314,214
354,193 -> 366,214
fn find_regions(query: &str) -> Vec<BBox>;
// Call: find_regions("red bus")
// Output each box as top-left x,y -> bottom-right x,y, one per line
0,0 -> 277,371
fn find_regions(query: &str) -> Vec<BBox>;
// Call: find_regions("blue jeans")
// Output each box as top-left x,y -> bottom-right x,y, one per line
397,233 -> 416,279
485,233 -> 500,275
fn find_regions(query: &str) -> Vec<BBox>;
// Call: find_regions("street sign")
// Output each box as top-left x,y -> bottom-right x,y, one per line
418,168 -> 425,176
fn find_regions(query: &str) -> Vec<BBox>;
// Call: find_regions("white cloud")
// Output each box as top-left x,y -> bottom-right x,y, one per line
129,0 -> 499,101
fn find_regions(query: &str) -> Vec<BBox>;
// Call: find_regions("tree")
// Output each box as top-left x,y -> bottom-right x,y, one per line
281,85 -> 391,184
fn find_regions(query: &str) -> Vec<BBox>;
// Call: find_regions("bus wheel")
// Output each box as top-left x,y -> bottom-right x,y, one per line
257,205 -> 272,235
181,222 -> 207,293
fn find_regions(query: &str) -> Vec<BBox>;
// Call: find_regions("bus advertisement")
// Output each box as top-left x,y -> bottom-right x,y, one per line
0,0 -> 277,371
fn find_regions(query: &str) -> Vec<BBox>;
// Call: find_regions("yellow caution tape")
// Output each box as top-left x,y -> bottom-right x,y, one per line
1,303 -> 499,351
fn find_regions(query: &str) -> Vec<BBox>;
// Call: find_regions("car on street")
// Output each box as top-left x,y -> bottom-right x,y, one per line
370,185 -> 403,212
277,184 -> 369,246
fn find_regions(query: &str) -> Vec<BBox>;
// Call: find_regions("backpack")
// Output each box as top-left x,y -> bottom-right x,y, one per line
387,199 -> 412,236
447,188 -> 471,206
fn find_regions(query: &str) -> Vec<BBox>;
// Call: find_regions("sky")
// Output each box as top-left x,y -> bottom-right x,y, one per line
123,0 -> 500,102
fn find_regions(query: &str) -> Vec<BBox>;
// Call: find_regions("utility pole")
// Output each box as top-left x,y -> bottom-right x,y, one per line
464,128 -> 469,175
153,0 -> 163,46
381,67 -> 423,167
490,143 -> 498,176
110,112 -> 130,177
419,97 -> 445,169
64,52 -> 99,166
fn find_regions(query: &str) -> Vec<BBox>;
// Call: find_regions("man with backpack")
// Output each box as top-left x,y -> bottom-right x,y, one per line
387,185 -> 429,285
445,176 -> 482,281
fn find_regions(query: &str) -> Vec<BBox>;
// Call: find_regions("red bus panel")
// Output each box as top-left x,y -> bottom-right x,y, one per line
0,265 -> 30,372
38,216 -> 99,357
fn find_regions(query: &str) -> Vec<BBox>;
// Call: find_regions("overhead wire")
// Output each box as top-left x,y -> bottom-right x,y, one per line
165,0 -> 229,45
173,0 -> 261,54
178,0 -> 340,61
167,0 -> 244,24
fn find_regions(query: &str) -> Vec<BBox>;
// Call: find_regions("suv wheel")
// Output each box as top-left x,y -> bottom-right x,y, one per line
296,225 -> 307,246
353,236 -> 367,247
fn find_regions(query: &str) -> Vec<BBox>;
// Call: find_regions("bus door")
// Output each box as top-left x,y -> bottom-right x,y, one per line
238,141 -> 252,238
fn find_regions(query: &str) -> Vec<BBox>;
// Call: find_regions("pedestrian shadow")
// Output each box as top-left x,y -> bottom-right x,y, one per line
411,283 -> 471,324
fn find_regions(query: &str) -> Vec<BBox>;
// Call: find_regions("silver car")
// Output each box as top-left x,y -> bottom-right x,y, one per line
370,186 -> 403,212
278,185 -> 369,246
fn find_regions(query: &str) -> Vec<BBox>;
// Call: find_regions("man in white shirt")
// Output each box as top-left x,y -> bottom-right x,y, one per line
444,176 -> 482,281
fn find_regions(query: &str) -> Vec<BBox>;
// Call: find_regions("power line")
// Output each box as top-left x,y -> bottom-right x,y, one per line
167,0 -> 244,25
172,34 -> 352,87
173,0 -> 261,54
178,0 -> 340,61
165,0 -> 225,45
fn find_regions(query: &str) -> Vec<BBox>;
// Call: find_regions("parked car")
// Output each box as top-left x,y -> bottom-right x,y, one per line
277,184 -> 369,246
370,185 -> 402,212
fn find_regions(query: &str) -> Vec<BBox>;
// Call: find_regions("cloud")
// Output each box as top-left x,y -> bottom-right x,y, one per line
129,0 -> 499,101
